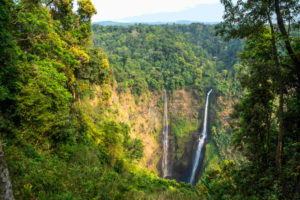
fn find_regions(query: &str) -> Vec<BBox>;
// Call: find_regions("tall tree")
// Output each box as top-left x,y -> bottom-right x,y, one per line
0,0 -> 19,136
216,0 -> 300,199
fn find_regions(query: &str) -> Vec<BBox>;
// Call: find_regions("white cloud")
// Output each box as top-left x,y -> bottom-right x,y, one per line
89,0 -> 220,21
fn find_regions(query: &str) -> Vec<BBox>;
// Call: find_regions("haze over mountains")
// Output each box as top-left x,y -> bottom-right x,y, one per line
93,20 -> 218,26
94,3 -> 223,24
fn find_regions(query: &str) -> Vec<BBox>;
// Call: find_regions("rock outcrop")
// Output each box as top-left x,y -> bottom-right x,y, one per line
0,143 -> 14,200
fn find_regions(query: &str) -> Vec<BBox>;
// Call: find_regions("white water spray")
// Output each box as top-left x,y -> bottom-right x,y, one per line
189,89 -> 212,184
162,89 -> 169,178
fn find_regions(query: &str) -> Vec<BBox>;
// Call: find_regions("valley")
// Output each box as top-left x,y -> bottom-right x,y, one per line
92,23 -> 243,184
1,1 -> 299,199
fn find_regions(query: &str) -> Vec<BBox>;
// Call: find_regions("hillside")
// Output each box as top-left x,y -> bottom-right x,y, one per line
1,0 -> 299,199
0,1 -> 197,199
92,23 -> 243,183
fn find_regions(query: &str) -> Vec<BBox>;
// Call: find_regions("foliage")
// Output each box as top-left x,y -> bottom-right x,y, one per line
0,0 -> 19,136
0,0 -> 199,199
195,160 -> 237,200
206,0 -> 300,199
170,113 -> 199,161
92,24 -> 243,96
2,0 -> 299,199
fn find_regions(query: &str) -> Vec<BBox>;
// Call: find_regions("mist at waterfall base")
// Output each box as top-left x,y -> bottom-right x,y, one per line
188,89 -> 212,185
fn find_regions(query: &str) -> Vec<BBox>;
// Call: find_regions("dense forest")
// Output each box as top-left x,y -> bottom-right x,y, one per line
92,23 -> 242,96
0,0 -> 197,199
0,0 -> 299,200
92,23 -> 244,183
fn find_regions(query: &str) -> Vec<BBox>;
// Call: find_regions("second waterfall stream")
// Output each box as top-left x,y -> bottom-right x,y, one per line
162,89 -> 169,178
189,89 -> 213,184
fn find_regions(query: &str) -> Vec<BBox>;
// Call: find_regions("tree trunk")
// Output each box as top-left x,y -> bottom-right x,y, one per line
0,143 -> 14,200
267,13 -> 283,171
274,0 -> 300,67
276,90 -> 284,171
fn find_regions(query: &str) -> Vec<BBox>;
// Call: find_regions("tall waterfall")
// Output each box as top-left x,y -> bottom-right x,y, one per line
162,89 -> 169,178
189,89 -> 212,184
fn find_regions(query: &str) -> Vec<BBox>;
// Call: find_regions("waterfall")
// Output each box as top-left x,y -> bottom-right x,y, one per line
189,89 -> 212,184
162,89 -> 169,178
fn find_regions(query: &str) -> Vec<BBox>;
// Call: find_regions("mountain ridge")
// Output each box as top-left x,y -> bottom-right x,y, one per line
93,20 -> 219,26
120,3 -> 223,23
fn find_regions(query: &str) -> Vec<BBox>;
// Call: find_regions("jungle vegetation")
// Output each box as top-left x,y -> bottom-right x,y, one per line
0,0 -> 299,199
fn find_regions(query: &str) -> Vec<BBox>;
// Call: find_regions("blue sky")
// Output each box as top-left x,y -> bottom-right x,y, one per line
89,0 -> 222,22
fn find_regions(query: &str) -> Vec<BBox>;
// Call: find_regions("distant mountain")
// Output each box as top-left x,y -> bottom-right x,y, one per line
120,3 -> 223,23
93,20 -> 219,26
93,21 -> 134,26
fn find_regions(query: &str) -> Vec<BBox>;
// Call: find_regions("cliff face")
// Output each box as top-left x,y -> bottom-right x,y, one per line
0,143 -> 14,200
92,84 -> 239,182
92,85 -> 204,177
91,83 -> 163,172
109,87 -> 162,172
168,89 -> 203,181
166,89 -> 240,182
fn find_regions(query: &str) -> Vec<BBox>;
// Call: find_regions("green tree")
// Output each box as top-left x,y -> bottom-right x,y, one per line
0,0 -> 19,136
216,0 -> 300,199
